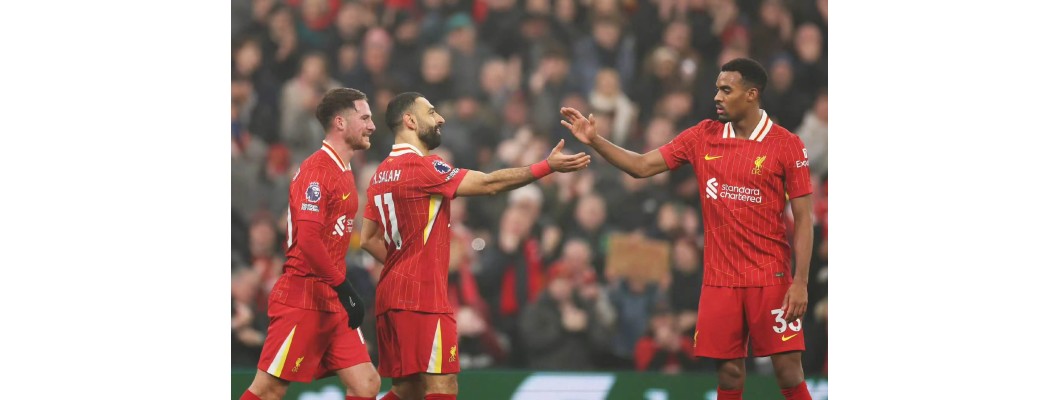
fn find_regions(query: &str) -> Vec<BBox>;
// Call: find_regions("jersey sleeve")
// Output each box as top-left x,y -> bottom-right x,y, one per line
783,135 -> 814,199
290,166 -> 331,224
418,156 -> 469,199
363,186 -> 381,224
657,121 -> 705,170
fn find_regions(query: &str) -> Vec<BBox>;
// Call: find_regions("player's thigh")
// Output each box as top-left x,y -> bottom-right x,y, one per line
257,302 -> 333,383
377,310 -> 460,378
745,285 -> 806,357
321,323 -> 372,375
693,286 -> 748,359
423,372 -> 459,395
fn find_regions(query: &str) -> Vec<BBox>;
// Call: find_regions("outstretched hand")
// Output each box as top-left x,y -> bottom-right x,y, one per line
560,107 -> 597,145
546,139 -> 591,173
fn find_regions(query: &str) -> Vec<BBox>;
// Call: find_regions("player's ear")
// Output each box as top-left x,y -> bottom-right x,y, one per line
334,114 -> 345,130
403,113 -> 415,130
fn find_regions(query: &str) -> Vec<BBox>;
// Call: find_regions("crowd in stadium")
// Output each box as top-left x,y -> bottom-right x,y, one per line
231,0 -> 828,376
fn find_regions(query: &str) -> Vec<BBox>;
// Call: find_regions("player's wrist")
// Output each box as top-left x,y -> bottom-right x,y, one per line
530,159 -> 553,179
791,277 -> 809,286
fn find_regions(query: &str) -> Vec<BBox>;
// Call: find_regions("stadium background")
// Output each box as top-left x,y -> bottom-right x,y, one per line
231,0 -> 828,397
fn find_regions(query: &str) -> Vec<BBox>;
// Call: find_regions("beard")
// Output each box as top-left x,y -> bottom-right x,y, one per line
418,123 -> 442,150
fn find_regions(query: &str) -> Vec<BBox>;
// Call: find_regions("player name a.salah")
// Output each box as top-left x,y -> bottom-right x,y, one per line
374,169 -> 402,184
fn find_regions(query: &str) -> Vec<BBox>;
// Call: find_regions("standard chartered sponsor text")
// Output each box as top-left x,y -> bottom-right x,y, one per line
720,184 -> 763,203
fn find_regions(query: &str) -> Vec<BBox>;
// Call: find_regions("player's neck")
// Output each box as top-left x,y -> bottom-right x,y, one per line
732,109 -> 764,140
394,134 -> 429,156
322,138 -> 354,164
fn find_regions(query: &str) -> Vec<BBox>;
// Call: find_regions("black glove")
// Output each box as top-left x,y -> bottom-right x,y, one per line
332,278 -> 365,330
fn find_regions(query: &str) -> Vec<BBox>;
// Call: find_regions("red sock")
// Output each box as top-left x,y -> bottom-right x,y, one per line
424,394 -> 457,400
717,388 -> 742,400
346,397 -> 375,400
380,391 -> 401,400
780,381 -> 812,400
240,390 -> 262,400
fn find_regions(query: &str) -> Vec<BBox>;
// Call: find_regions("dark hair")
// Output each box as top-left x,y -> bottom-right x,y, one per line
720,58 -> 768,92
386,92 -> 424,133
315,88 -> 367,130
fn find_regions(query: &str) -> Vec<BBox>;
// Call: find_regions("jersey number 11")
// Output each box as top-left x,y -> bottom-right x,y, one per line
373,193 -> 403,249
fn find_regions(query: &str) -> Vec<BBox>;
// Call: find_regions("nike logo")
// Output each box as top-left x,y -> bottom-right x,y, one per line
704,154 -> 723,161
342,193 -> 351,200
781,333 -> 799,342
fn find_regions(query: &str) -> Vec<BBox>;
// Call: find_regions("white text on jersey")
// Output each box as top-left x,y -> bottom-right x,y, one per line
374,169 -> 402,184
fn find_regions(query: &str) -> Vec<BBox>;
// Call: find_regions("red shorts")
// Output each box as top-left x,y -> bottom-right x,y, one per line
376,310 -> 460,378
693,285 -> 806,359
257,301 -> 371,383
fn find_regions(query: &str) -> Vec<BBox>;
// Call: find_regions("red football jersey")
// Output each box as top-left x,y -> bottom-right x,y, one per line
658,111 -> 813,287
270,142 -> 359,312
364,144 -> 469,315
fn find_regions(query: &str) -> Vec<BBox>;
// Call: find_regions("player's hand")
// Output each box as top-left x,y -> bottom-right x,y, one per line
332,278 -> 366,330
780,281 -> 808,324
546,139 -> 591,173
560,107 -> 598,145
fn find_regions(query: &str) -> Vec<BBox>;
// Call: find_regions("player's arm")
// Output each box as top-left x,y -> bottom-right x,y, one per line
782,194 -> 813,323
561,107 -> 669,178
360,218 -> 388,263
456,139 -> 590,197
296,219 -> 346,286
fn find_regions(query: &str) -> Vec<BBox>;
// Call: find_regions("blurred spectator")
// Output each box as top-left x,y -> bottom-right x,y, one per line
797,89 -> 828,176
588,68 -> 638,147
279,52 -> 342,162
295,0 -> 340,51
607,274 -> 665,366
750,0 -> 794,63
263,5 -> 304,82
528,48 -> 576,134
655,89 -> 698,130
633,307 -> 698,373
761,53 -> 811,129
327,1 -> 374,53
232,268 -> 266,367
564,193 -> 613,275
478,207 -> 545,367
446,13 -> 493,97
389,12 -> 423,87
792,22 -> 827,98
439,95 -> 494,170
234,0 -> 277,41
334,42 -> 359,86
572,15 -> 636,96
249,211 -> 284,298
418,46 -> 455,106
478,0 -> 522,58
660,20 -> 705,93
602,173 -> 669,233
479,58 -> 518,117
346,27 -> 397,99
550,239 -> 617,330
448,198 -> 507,368
804,297 -> 828,375
551,0 -> 584,44
233,37 -> 282,141
668,238 -> 702,336
633,47 -> 689,120
520,263 -> 613,370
